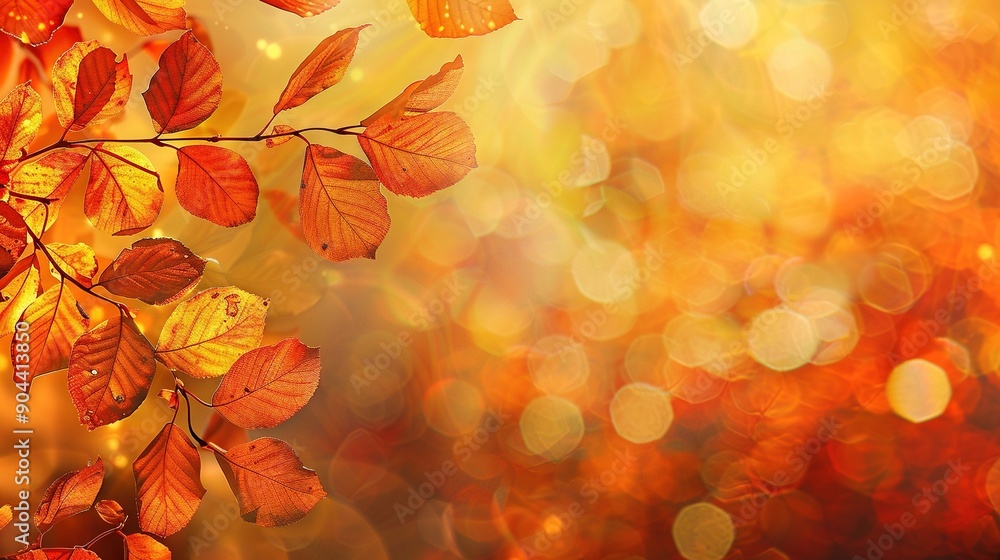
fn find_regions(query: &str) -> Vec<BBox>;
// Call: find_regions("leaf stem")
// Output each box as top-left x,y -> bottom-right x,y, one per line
83,519 -> 126,549
179,389 -> 209,447
26,228 -> 128,314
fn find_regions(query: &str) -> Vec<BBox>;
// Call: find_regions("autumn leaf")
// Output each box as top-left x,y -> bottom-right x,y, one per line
35,458 -> 104,532
265,125 -> 296,148
12,548 -> 101,560
0,83 -> 42,169
52,41 -> 132,131
0,256 -> 41,337
134,423 -> 205,538
0,201 -> 29,277
358,111 -> 477,197
47,242 -> 99,287
15,25 -> 83,90
13,281 -> 89,389
176,145 -> 259,227
300,145 -> 389,261
98,238 -> 206,305
407,0 -> 517,37
92,0 -> 186,37
8,150 -> 89,235
0,503 -> 11,530
0,0 -> 73,46
125,533 -> 171,560
143,30 -> 222,134
213,338 -> 321,429
155,287 -> 268,378
273,26 -> 367,114
361,55 -> 463,126
85,143 -> 163,235
202,411 -> 248,449
263,190 -> 305,242
67,316 -> 157,430
214,438 -> 326,527
260,0 -> 340,17
95,499 -> 125,524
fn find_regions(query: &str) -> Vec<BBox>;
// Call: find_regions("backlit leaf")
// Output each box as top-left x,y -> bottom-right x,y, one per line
143,30 -> 222,134
8,150 -> 88,235
134,423 -> 205,538
47,242 -> 99,287
34,458 -> 104,532
0,256 -> 41,337
0,201 -> 28,278
52,41 -> 132,131
361,55 -> 463,126
215,438 -> 326,527
407,0 -> 517,37
0,504 -> 11,530
273,26 -> 367,114
155,287 -> 268,378
0,82 -> 42,168
92,0 -> 186,37
300,145 -> 389,261
213,338 -> 321,429
176,145 -> 259,227
260,0 -> 339,17
67,316 -> 157,430
85,143 -> 163,235
95,499 -> 125,524
0,0 -> 73,46
125,533 -> 171,560
12,548 -> 101,560
13,281 -> 89,389
265,125 -> 296,148
358,111 -> 477,197
98,238 -> 206,305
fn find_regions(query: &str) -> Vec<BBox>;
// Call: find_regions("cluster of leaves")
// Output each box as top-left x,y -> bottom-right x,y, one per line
0,0 -> 518,45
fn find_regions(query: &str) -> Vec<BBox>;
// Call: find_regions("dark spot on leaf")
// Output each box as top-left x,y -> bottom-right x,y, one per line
321,243 -> 328,250
244,387 -> 251,393
224,294 -> 241,316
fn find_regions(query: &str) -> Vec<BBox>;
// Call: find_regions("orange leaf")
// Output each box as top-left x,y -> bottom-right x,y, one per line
407,0 -> 517,37
259,0 -> 339,17
0,82 -> 42,168
213,338 -> 321,429
92,0 -> 186,36
12,281 -> 89,389
361,55 -> 463,127
263,190 -> 304,242
265,125 -> 296,148
176,145 -> 259,227
134,423 -> 205,538
143,30 -> 222,134
0,0 -> 73,46
215,438 -> 326,527
95,499 -> 125,524
155,287 -> 268,378
12,548 -> 101,560
272,26 -> 367,114
0,201 -> 29,277
8,150 -> 88,235
300,145 -> 389,261
47,242 -> 99,287
85,143 -> 163,235
98,238 -> 206,305
0,503 -> 11,530
124,533 -> 170,560
67,316 -> 157,430
52,41 -> 132,131
358,111 -> 477,197
0,256 -> 41,337
34,458 -> 104,532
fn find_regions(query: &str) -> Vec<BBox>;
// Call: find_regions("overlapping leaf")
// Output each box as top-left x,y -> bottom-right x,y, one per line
361,55 -> 463,126
213,338 -> 321,429
406,0 -> 517,37
52,41 -> 132,131
155,287 -> 268,378
260,0 -> 340,17
215,438 -> 326,527
35,458 -> 104,532
124,533 -> 171,560
0,201 -> 28,277
95,499 -> 125,524
47,242 -> 99,287
13,281 -> 89,388
0,83 -> 42,169
358,111 -> 477,197
92,0 -> 186,37
85,143 -> 163,235
176,145 -> 259,227
300,145 -> 389,261
0,256 -> 41,337
273,25 -> 367,114
0,0 -> 73,46
134,423 -> 205,538
143,30 -> 222,133
98,238 -> 206,305
7,150 -> 88,235
67,316 -> 157,430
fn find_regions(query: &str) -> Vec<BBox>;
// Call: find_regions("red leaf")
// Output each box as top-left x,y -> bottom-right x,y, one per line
0,82 -> 42,169
300,145 -> 389,261
52,42 -> 132,131
143,30 -> 222,134
98,238 -> 206,305
12,548 -> 101,560
0,0 -> 73,46
260,0 -> 339,17
124,533 -> 171,560
95,499 -> 125,524
34,458 -> 104,532
215,438 -> 326,527
92,0 -> 186,36
273,26 -> 367,114
358,111 -> 477,197
7,150 -> 88,235
176,145 -> 259,227
134,423 -> 205,538
67,316 -> 157,430
0,201 -> 29,277
361,55 -> 463,126
213,338 -> 321,429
